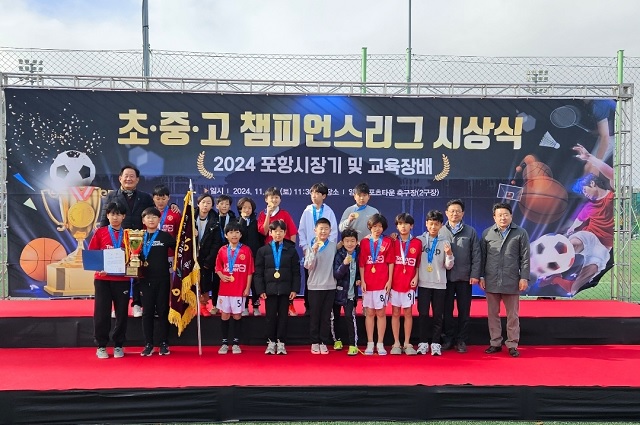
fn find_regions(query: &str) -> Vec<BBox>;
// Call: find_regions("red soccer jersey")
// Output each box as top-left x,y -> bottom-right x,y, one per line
359,235 -> 394,291
578,191 -> 614,249
159,207 -> 181,257
257,208 -> 298,244
87,226 -> 130,281
215,243 -> 255,297
391,237 -> 422,292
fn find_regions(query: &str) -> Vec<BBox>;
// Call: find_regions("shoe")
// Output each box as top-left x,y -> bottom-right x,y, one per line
509,347 -> 520,357
441,341 -> 453,351
347,346 -> 358,356
417,342 -> 429,355
210,307 -> 219,315
265,340 -> 276,355
404,344 -> 418,356
311,343 -> 320,354
200,305 -> 212,317
376,343 -> 387,356
253,306 -> 261,316
96,347 -> 109,359
232,344 -> 242,354
485,345 -> 503,354
364,342 -> 374,356
456,341 -> 468,353
132,305 -> 143,318
390,345 -> 402,355
113,347 -> 124,358
218,344 -> 229,354
430,343 -> 442,356
241,307 -> 250,317
141,344 -> 154,357
319,343 -> 329,354
333,340 -> 343,350
276,341 -> 287,355
288,304 -> 298,316
159,342 -> 170,356
110,310 -> 116,319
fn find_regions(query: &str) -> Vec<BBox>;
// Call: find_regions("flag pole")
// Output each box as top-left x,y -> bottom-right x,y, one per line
189,180 -> 203,356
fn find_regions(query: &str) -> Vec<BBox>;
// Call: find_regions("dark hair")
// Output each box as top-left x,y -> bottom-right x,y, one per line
367,213 -> 388,231
142,207 -> 161,218
119,165 -> 140,178
341,228 -> 359,241
395,212 -> 415,226
264,187 -> 282,198
216,194 -> 233,205
105,202 -> 127,215
152,184 -> 170,197
426,210 -> 444,223
237,197 -> 256,214
197,193 -> 214,204
492,203 -> 512,215
315,217 -> 331,228
446,199 -> 465,212
224,221 -> 242,233
310,183 -> 329,196
269,219 -> 287,231
354,182 -> 370,195
572,173 -> 608,194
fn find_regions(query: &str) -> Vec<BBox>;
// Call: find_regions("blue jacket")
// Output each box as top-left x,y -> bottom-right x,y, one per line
333,246 -> 360,305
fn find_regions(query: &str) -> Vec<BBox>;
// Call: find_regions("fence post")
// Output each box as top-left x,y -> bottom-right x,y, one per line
361,47 -> 367,94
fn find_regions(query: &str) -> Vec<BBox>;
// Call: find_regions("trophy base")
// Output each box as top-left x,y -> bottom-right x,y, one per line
44,264 -> 96,297
125,266 -> 140,278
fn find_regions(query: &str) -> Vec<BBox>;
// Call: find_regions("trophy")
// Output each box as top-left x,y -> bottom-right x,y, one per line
124,229 -> 145,277
40,186 -> 103,296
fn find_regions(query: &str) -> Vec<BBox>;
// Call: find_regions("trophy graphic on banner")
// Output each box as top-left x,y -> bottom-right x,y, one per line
124,229 -> 145,277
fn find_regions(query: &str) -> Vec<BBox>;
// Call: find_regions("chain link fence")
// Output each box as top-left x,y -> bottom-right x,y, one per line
0,47 -> 637,301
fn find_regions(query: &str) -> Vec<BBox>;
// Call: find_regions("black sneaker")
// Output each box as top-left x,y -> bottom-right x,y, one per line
456,341 -> 468,353
159,342 -> 170,356
140,343 -> 154,356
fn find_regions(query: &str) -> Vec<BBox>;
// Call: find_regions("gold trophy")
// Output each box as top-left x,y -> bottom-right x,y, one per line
40,186 -> 103,296
124,229 -> 145,277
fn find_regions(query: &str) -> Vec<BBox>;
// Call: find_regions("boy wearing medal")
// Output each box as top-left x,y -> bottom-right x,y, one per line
89,202 -> 130,359
304,217 -> 338,354
152,185 -> 181,269
359,213 -> 394,355
416,210 -> 454,356
390,213 -> 422,355
332,228 -> 361,355
339,182 -> 379,241
138,207 -> 176,356
215,221 -> 255,354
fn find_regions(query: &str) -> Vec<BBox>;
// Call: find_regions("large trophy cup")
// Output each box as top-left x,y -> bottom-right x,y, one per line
41,186 -> 103,296
124,229 -> 145,277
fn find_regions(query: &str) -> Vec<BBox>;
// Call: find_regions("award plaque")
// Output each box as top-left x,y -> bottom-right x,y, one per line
124,229 -> 145,277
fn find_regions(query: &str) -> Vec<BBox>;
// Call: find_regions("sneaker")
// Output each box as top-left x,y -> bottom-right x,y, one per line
441,340 -> 453,351
417,342 -> 429,355
200,305 -> 212,317
140,344 -> 154,357
456,341 -> 468,353
218,344 -> 229,355
404,344 -> 418,356
319,343 -> 329,354
232,344 -> 242,354
311,343 -> 320,354
159,342 -> 170,356
347,345 -> 359,356
132,305 -> 143,318
376,343 -> 387,356
431,343 -> 442,356
390,345 -> 403,355
364,342 -> 374,356
241,307 -> 250,317
288,303 -> 298,316
113,347 -> 124,358
210,307 -> 219,315
276,341 -> 287,355
96,347 -> 109,359
265,340 -> 276,355
253,306 -> 261,316
110,310 -> 116,319
333,340 -> 343,350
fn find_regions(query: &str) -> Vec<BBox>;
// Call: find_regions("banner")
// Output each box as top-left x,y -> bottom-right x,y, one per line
4,88 -> 615,298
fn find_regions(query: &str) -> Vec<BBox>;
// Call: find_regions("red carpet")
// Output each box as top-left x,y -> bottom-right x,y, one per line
2,345 -> 640,391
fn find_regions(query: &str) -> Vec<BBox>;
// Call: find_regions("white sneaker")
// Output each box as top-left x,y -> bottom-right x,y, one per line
218,344 -> 229,354
253,306 -> 261,316
364,342 -> 375,356
96,347 -> 109,359
417,342 -> 429,355
231,344 -> 242,354
276,341 -> 287,355
241,308 -> 249,317
319,343 -> 329,355
113,347 -> 124,358
431,343 -> 442,356
132,305 -> 143,318
265,340 -> 276,355
376,343 -> 387,356
311,343 -> 320,354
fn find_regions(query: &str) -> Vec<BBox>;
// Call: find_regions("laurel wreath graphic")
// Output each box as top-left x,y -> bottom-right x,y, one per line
434,154 -> 450,181
197,151 -> 214,179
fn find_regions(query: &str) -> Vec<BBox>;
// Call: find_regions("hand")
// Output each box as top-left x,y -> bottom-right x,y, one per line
348,212 -> 357,222
573,143 -> 590,162
389,232 -> 398,241
98,270 -> 107,277
289,292 -> 297,301
266,204 -> 275,215
343,255 -> 352,265
519,279 -> 529,291
355,279 -> 361,287
444,241 -> 453,256
170,203 -> 181,214
260,293 -> 267,300
219,274 -> 232,282
384,281 -> 391,294
243,288 -> 250,297
469,278 -> 479,285
479,277 -> 486,290
361,281 -> 367,294
410,278 -> 418,288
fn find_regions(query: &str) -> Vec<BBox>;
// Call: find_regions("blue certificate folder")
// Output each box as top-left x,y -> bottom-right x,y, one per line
82,249 -> 126,275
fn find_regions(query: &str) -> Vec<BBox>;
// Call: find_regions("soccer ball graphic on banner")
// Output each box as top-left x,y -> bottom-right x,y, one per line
530,233 -> 576,277
49,150 -> 96,188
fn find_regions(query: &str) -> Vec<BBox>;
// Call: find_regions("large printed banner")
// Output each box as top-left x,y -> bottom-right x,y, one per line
5,88 -> 614,298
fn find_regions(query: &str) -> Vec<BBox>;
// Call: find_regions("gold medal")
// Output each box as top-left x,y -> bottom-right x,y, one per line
143,261 -> 149,267
274,271 -> 281,279
68,202 -> 96,229
371,266 -> 376,273
346,255 -> 352,264
229,275 -> 235,282
353,212 -> 359,218
427,265 -> 433,272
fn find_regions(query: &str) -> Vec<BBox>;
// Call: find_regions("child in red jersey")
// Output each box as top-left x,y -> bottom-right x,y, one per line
215,221 -> 255,354
390,213 -> 422,356
152,185 -> 181,268
359,213 -> 394,356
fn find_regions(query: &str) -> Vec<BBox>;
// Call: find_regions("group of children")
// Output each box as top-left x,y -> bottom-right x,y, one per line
90,182 -> 457,359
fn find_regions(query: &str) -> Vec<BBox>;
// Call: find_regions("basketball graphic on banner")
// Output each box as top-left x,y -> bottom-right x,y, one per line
19,238 -> 67,282
519,176 -> 568,224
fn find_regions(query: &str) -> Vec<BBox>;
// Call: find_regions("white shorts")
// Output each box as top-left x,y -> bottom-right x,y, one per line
390,289 -> 416,308
217,296 -> 246,315
571,231 -> 610,274
362,290 -> 388,310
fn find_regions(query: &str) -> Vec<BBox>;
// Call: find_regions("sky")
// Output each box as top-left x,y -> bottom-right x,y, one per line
1,0 -> 638,57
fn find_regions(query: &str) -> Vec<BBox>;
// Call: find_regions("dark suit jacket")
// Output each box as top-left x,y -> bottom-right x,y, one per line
98,189 -> 154,230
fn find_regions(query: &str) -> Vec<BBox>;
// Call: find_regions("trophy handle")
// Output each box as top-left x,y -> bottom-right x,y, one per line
40,190 -> 66,231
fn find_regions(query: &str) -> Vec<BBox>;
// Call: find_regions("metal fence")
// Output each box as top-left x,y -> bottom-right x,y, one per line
0,47 -> 637,301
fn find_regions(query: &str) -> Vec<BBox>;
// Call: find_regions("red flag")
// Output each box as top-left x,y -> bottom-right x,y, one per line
168,190 -> 199,336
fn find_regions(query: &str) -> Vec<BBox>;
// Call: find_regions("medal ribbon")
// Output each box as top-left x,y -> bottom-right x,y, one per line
142,230 -> 160,259
159,206 -> 169,230
312,204 -> 324,225
227,243 -> 242,275
271,241 -> 283,271
354,204 -> 367,212
369,237 -> 382,267
108,225 -> 122,249
311,237 -> 329,253
427,236 -> 439,265
400,236 -> 412,265
219,215 -> 229,240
